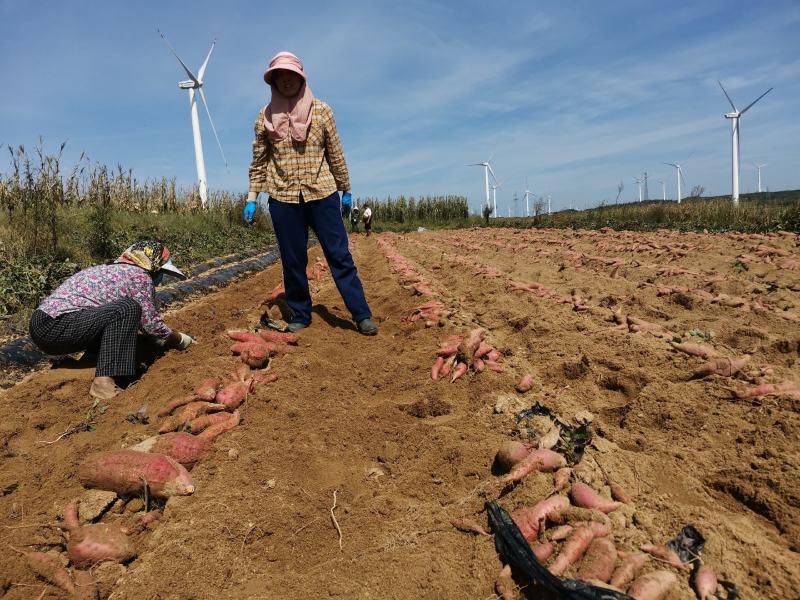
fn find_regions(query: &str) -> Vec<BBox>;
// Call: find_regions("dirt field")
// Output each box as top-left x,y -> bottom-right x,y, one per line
1,227 -> 798,599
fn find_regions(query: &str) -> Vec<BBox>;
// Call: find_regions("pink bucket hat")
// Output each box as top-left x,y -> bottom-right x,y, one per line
263,51 -> 306,84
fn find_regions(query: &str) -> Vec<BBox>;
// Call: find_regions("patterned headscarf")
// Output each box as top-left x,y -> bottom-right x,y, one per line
115,240 -> 185,279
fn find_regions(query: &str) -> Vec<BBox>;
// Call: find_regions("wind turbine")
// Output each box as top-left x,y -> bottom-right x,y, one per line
490,179 -> 503,218
664,162 -> 685,203
658,179 -> 666,201
718,80 -> 772,204
755,163 -> 768,193
469,157 -> 496,216
634,176 -> 643,203
547,194 -> 551,215
159,30 -> 228,209
523,177 -> 532,217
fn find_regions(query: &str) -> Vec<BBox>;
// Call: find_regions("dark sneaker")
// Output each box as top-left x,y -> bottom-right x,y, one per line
357,318 -> 379,336
286,321 -> 309,333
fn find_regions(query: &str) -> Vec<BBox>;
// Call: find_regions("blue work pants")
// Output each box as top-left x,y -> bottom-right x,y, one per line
268,192 -> 371,325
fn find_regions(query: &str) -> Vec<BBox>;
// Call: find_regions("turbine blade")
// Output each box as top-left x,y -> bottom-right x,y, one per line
718,80 -> 737,112
197,39 -> 216,82
159,29 -> 199,85
487,163 -> 498,184
198,87 -> 228,168
740,87 -> 773,115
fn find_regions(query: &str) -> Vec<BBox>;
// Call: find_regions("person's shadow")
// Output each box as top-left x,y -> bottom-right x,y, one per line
312,305 -> 357,332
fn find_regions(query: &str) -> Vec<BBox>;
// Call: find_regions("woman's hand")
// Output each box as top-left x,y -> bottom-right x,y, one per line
243,200 -> 258,223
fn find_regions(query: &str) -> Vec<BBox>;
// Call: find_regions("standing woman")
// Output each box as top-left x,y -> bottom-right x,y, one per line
244,51 -> 377,335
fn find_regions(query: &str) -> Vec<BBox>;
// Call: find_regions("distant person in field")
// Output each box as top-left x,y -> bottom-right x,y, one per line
243,51 -> 377,336
28,240 -> 194,400
350,205 -> 360,233
362,203 -> 373,236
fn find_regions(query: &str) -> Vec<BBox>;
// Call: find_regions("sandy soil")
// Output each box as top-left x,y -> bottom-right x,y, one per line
1,227 -> 798,599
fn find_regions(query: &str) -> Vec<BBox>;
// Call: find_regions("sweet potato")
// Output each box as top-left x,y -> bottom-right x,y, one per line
473,357 -> 485,372
576,537 -> 617,583
216,379 -> 254,411
430,356 -> 445,380
64,500 -> 136,567
515,375 -> 534,393
474,341 -> 493,360
549,526 -> 596,576
627,570 -> 678,600
23,550 -> 75,594
511,495 -> 570,541
130,432 -> 210,468
553,467 -> 572,492
230,341 -> 271,368
450,361 -> 468,382
543,524 -> 573,541
195,378 -> 219,401
692,355 -> 750,378
610,551 -> 647,589
258,329 -> 300,345
609,481 -> 632,504
265,283 -> 285,303
495,440 -> 534,473
451,517 -> 490,536
533,542 -> 555,562
640,544 -> 688,571
458,328 -> 486,363
157,394 -> 198,417
693,564 -> 718,599
570,482 -> 622,513
78,450 -> 195,498
158,402 -> 226,433
197,410 -> 240,441
227,331 -> 264,344
485,360 -> 505,373
670,342 -> 719,359
188,411 -> 231,434
495,565 -> 518,600
502,448 -> 567,483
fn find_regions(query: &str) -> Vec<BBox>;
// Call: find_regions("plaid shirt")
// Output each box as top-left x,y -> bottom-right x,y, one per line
249,99 -> 351,203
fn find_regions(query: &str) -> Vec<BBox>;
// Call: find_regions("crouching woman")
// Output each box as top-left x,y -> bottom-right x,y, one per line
29,240 -> 194,400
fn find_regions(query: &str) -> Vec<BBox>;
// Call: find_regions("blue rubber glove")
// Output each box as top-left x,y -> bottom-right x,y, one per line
341,191 -> 352,208
243,200 -> 257,223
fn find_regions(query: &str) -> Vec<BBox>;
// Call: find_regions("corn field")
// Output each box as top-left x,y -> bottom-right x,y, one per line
492,194 -> 800,233
356,194 -> 469,224
0,143 -> 270,323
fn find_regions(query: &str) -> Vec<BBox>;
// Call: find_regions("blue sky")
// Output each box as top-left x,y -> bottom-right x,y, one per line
1,0 -> 798,214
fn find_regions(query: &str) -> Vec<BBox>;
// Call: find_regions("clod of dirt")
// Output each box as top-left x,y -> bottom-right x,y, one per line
494,394 -> 527,415
76,490 -> 118,523
509,316 -> 530,331
563,355 -> 591,379
671,292 -> 694,309
402,398 -> 452,418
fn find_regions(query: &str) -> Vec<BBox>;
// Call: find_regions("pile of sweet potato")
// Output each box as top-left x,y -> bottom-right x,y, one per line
430,328 -> 504,382
479,437 -> 727,600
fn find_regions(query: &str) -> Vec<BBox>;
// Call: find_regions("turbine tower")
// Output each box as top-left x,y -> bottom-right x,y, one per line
756,163 -> 767,193
643,171 -> 649,201
160,30 -> 228,209
634,177 -> 643,203
469,157 -> 497,216
523,178 -> 532,217
664,162 -> 685,203
658,179 -> 666,201
718,80 -> 772,204
490,179 -> 502,218
547,194 -> 551,215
